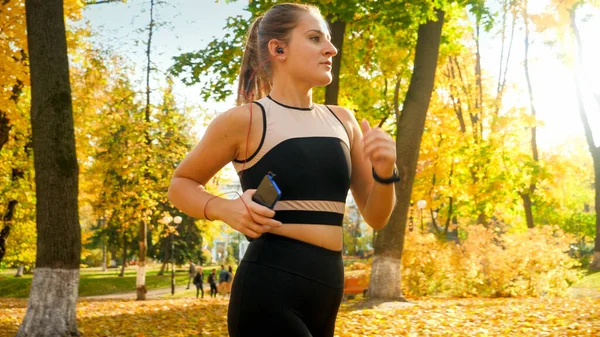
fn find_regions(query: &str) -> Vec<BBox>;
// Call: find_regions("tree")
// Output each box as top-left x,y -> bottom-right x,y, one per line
369,10 -> 446,301
520,0 -> 541,229
136,0 -> 159,302
570,6 -> 600,269
17,0 -> 81,335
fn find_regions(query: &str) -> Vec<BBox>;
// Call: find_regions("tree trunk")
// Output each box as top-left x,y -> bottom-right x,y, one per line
15,265 -> 25,277
369,10 -> 445,300
158,237 -> 170,275
17,1 -> 81,336
592,149 -> 600,270
325,18 -> 345,105
101,238 -> 107,272
0,111 -> 10,152
119,232 -> 127,277
570,10 -> 600,270
521,4 -> 538,229
0,200 -> 18,263
135,0 -> 156,297
136,221 -> 147,300
521,193 -> 535,229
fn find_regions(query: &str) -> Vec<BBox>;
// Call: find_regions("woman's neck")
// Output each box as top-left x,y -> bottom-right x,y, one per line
269,79 -> 313,109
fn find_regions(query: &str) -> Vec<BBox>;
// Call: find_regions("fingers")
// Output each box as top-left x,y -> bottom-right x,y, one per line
363,130 -> 394,156
363,137 -> 395,160
241,227 -> 261,239
239,215 -> 279,239
361,118 -> 371,135
249,202 -> 276,218
233,192 -> 282,239
250,212 -> 282,228
243,189 -> 277,218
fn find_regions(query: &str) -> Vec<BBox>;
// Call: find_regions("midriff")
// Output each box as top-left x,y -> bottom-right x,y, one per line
267,224 -> 343,251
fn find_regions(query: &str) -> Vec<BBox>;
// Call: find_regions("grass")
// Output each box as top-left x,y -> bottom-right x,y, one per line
0,266 -> 218,298
2,267 -> 599,299
573,270 -> 600,288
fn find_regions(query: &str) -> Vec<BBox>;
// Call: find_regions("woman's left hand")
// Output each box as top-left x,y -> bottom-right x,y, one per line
361,119 -> 396,178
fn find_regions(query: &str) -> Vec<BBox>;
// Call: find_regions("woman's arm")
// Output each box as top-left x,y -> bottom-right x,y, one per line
167,104 -> 282,238
329,106 -> 397,230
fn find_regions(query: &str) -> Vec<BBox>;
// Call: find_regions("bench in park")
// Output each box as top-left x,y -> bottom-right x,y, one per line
343,271 -> 369,298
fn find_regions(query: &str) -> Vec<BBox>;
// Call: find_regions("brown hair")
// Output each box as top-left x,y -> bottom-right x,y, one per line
236,3 -> 322,105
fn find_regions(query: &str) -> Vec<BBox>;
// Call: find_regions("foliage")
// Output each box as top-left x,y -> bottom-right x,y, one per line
170,215 -> 204,265
86,64 -> 197,268
1,296 -> 600,336
170,15 -> 249,102
401,225 -> 582,297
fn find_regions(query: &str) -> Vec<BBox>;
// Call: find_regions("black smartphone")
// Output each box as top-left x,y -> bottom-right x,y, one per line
252,172 -> 282,209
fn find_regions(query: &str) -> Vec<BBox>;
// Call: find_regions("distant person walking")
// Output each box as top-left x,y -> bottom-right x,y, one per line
208,269 -> 218,298
186,260 -> 196,289
218,265 -> 230,298
193,266 -> 204,299
226,266 -> 234,297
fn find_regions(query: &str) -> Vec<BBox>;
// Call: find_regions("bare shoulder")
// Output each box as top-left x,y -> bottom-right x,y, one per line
211,102 -> 261,133
172,103 -> 262,184
326,105 -> 358,125
326,105 -> 359,143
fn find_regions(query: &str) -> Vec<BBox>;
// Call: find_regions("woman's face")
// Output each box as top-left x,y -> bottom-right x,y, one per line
279,11 -> 338,87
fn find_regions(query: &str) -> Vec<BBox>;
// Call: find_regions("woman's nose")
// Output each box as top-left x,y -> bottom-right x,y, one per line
325,40 -> 338,57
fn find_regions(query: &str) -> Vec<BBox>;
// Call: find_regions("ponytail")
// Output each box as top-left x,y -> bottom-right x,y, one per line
237,16 -> 270,105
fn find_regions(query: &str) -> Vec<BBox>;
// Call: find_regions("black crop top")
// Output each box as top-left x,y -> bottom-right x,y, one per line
232,95 -> 352,226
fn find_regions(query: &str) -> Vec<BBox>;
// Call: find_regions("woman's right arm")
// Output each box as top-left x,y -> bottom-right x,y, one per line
167,105 -> 282,238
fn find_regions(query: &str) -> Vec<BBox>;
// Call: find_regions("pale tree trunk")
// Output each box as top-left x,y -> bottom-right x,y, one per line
135,0 -> 157,298
18,1 -> 81,336
570,11 -> 600,270
369,10 -> 445,300
18,269 -> 79,336
15,265 -> 24,277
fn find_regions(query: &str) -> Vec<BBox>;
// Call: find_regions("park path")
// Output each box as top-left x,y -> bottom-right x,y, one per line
568,286 -> 600,298
80,283 -> 600,300
81,283 -> 211,300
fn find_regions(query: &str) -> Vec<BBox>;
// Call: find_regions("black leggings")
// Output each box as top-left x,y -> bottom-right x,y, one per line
228,233 -> 344,337
210,283 -> 218,297
195,283 -> 204,298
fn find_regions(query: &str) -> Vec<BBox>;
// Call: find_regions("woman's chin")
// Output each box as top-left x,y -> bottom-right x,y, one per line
315,74 -> 333,87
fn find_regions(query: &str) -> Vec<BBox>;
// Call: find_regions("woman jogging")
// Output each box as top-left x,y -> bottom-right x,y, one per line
168,3 -> 397,336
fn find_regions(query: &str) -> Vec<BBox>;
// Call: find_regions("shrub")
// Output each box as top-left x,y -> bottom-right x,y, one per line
400,225 -> 582,297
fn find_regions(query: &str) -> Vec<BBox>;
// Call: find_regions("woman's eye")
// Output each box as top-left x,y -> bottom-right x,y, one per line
311,36 -> 320,42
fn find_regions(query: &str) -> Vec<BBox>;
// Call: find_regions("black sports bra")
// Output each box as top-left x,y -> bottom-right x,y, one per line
233,95 -> 352,226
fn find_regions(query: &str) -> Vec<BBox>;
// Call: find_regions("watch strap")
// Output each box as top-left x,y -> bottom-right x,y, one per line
372,166 -> 400,184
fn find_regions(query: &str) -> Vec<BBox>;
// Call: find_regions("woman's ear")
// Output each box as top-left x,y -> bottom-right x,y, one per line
268,39 -> 285,57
